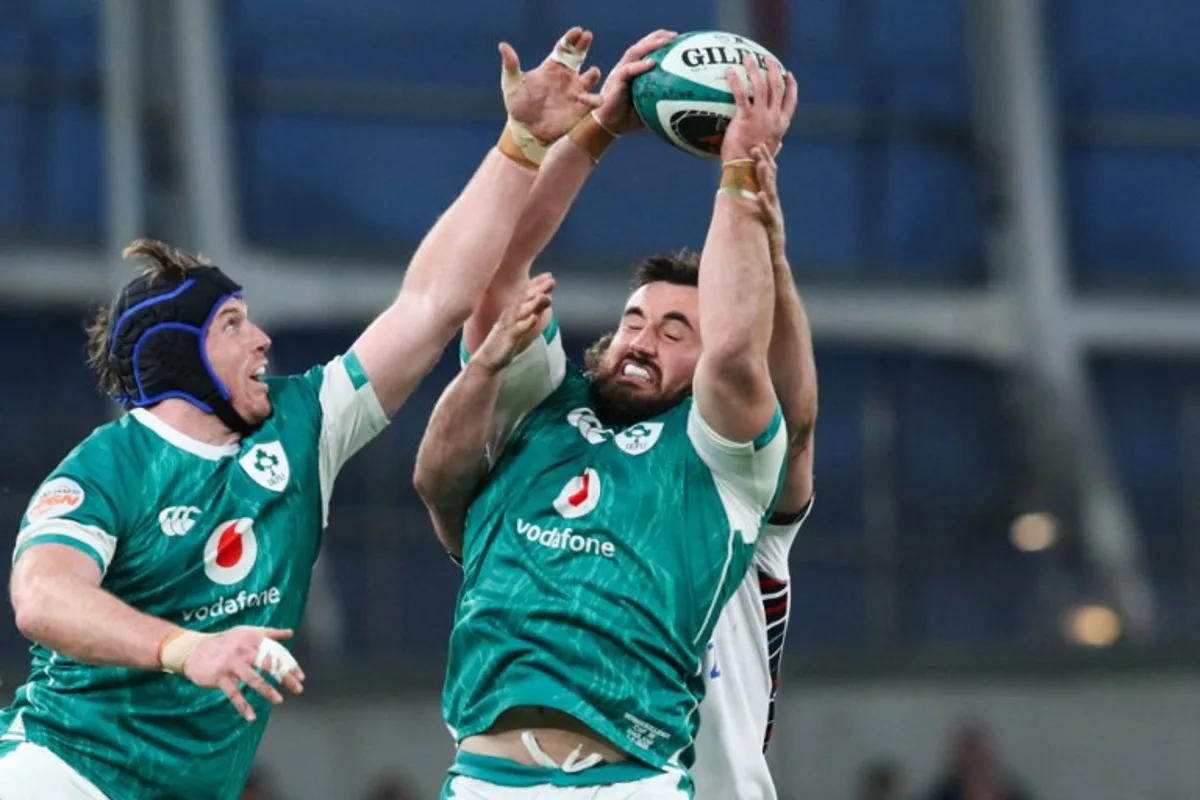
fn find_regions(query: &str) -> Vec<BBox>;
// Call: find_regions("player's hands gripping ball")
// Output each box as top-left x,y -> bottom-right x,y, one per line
159,625 -> 305,723
593,29 -> 678,134
721,54 -> 798,162
474,273 -> 556,375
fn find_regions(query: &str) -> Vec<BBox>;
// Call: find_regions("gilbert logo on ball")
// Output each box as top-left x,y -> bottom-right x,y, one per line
632,31 -> 787,159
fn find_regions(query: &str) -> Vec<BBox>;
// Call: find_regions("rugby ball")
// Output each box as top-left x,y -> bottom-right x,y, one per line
632,31 -> 787,159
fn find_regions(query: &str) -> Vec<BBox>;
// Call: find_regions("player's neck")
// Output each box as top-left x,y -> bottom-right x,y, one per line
147,399 -> 241,447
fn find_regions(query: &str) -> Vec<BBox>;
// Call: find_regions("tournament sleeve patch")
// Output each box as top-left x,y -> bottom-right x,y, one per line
25,478 -> 86,522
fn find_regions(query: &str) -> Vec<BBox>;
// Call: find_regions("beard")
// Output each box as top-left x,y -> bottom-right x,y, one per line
583,332 -> 691,426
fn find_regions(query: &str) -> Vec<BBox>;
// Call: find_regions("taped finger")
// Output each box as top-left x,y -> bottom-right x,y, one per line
254,638 -> 300,683
550,33 -> 589,72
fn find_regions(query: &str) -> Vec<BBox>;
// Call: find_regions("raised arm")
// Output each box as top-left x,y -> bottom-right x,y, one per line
349,28 -> 602,417
463,30 -> 678,353
693,58 -> 799,443
755,147 -> 817,514
415,276 -> 556,558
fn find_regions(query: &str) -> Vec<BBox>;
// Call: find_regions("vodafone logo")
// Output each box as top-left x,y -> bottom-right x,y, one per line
203,519 -> 259,585
553,469 -> 601,519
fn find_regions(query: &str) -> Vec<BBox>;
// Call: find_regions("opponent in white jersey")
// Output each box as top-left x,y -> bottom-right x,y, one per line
692,505 -> 811,800
413,36 -> 817,795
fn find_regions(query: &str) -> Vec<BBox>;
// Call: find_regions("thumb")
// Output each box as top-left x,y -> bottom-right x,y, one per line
499,42 -> 521,78
260,628 -> 294,642
619,59 -> 657,83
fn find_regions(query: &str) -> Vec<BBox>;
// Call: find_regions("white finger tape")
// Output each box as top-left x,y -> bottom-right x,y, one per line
550,37 -> 587,72
254,639 -> 299,682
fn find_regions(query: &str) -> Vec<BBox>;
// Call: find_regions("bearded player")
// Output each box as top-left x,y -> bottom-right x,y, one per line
0,28 -> 603,800
414,37 -> 807,797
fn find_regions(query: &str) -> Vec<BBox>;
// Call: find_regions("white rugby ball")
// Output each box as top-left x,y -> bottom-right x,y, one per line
632,31 -> 787,158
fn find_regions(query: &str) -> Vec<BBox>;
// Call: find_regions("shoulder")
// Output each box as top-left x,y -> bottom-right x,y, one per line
53,417 -> 144,486
527,360 -> 589,417
21,417 -> 143,533
263,366 -> 330,432
264,369 -> 320,406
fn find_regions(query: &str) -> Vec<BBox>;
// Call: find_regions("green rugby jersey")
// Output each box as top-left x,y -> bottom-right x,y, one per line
444,322 -> 787,773
0,353 -> 387,800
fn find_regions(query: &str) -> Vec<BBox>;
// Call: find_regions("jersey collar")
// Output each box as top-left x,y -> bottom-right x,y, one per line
130,408 -> 239,460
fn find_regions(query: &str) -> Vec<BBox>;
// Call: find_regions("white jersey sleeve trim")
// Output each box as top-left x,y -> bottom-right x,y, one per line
317,351 -> 390,526
461,317 -> 566,464
755,496 -> 813,580
687,403 -> 789,536
14,520 -> 118,576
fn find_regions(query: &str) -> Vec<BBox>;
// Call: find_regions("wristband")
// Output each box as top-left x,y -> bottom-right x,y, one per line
718,158 -> 761,201
158,628 -> 212,675
498,120 -> 548,170
568,112 -> 619,163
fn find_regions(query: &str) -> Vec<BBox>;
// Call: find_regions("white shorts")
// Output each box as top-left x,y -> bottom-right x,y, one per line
444,772 -> 691,799
0,742 -> 109,799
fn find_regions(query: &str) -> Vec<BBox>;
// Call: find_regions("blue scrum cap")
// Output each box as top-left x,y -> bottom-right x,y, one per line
105,265 -> 257,435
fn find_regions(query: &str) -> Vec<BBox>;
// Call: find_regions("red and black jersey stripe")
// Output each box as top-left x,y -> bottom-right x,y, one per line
758,570 -> 790,753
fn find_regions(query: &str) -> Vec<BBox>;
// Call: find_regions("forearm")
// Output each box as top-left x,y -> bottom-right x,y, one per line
13,561 -> 173,670
769,259 -> 817,445
464,136 -> 598,351
414,360 -> 505,520
699,191 -> 775,365
401,147 -> 538,318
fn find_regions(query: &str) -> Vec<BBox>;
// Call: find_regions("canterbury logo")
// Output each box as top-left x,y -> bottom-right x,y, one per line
159,506 -> 201,537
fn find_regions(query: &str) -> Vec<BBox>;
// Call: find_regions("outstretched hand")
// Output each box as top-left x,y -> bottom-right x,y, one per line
720,55 -> 798,161
181,626 -> 304,723
501,27 -> 603,143
474,273 -> 556,374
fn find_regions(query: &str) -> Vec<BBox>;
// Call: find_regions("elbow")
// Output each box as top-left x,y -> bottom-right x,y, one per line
11,578 -> 51,643
422,289 -> 475,331
413,467 -> 439,509
412,460 -> 440,507
413,456 -> 456,511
